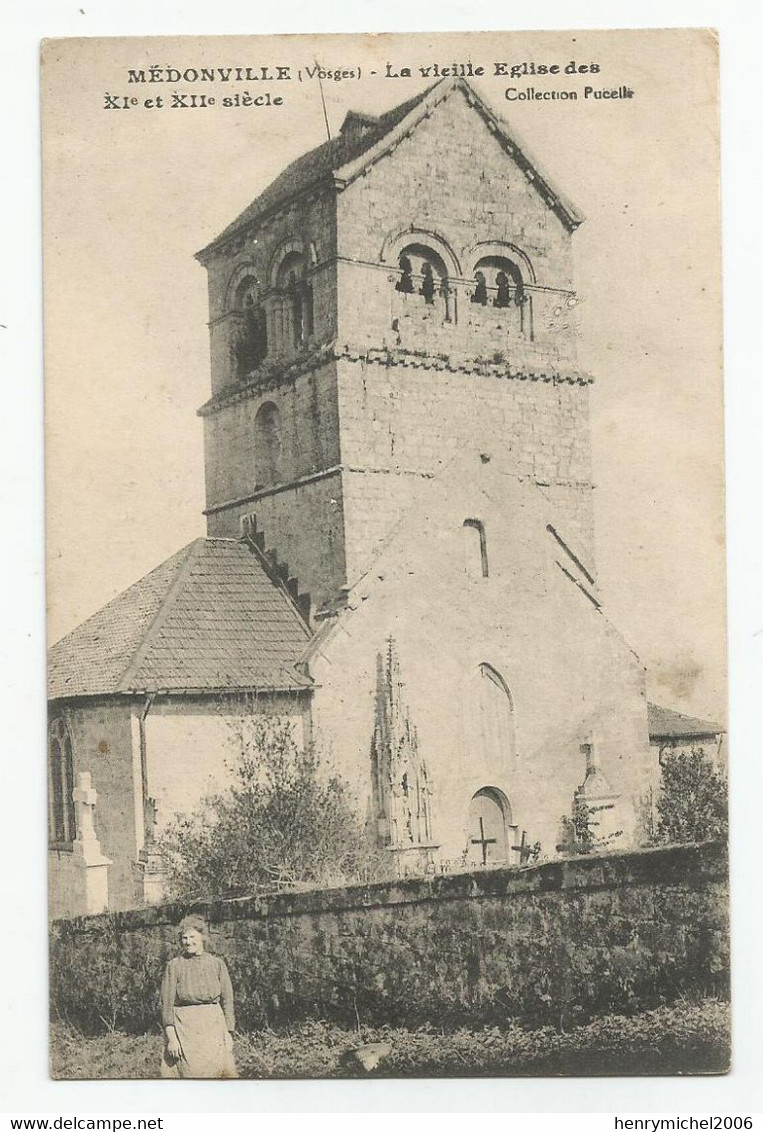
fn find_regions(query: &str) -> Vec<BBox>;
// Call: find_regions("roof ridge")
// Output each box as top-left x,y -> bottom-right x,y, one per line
116,539 -> 202,692
198,76 -> 581,258
332,76 -> 582,232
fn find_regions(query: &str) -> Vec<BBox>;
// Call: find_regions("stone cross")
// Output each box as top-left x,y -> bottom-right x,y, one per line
73,771 -> 99,844
581,740 -> 596,775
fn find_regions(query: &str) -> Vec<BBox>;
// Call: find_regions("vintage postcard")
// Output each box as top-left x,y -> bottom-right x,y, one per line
43,28 -> 727,1080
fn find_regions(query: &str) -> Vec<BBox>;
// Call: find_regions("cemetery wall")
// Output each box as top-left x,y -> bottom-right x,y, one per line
50,841 -> 728,1033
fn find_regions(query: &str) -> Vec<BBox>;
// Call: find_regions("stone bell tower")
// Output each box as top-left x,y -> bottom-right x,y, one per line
196,77 -> 594,621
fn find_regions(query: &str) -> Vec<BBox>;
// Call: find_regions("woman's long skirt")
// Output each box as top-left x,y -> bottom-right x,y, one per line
160,1003 -> 237,1079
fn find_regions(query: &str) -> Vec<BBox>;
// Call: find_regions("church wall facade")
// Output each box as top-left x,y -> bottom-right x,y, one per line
202,189 -> 337,396
144,693 -> 311,838
50,693 -> 312,916
328,84 -> 594,582
309,467 -> 649,869
202,360 -> 342,510
49,699 -> 141,914
202,358 -> 348,612
335,86 -> 578,361
336,356 -> 595,582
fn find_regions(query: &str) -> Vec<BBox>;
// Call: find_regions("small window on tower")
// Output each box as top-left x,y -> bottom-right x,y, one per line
233,277 -> 267,378
393,245 -> 449,304
472,256 -> 526,307
254,401 -> 282,488
462,519 -> 489,579
275,252 -> 313,349
396,255 -> 415,294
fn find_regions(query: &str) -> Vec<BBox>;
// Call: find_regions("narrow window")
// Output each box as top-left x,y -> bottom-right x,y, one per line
48,718 -> 75,845
233,279 -> 267,378
254,401 -> 282,488
462,518 -> 489,579
274,251 -> 312,352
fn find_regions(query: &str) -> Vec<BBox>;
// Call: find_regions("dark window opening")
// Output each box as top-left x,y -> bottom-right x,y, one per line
233,279 -> 268,378
49,718 -> 75,845
473,255 -> 527,309
420,262 -> 436,305
254,401 -> 282,488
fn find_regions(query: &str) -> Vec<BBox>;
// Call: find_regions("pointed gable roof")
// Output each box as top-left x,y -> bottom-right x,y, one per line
48,539 -> 312,700
197,78 -> 582,260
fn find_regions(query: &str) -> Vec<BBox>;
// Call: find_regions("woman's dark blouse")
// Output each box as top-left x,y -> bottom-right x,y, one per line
160,953 -> 235,1031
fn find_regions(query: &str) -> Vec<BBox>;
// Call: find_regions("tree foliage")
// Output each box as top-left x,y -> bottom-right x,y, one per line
654,747 -> 728,845
157,717 -> 389,901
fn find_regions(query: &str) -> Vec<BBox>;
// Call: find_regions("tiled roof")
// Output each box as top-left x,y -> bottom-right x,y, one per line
198,78 -> 582,258
647,702 -> 724,740
48,539 -> 312,700
200,87 -> 434,255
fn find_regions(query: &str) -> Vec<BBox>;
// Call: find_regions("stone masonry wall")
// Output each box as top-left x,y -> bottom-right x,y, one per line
206,470 -> 347,616
336,85 -> 578,366
51,843 -> 728,1034
337,355 -> 595,580
203,190 -> 336,396
49,700 -> 139,916
202,360 -> 341,511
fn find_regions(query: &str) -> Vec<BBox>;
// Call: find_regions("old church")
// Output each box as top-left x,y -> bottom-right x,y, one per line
49,77 -> 666,917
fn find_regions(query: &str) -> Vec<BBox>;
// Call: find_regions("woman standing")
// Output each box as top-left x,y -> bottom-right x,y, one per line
160,914 -> 237,1079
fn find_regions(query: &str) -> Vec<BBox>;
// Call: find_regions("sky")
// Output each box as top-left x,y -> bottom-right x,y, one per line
42,28 -> 726,720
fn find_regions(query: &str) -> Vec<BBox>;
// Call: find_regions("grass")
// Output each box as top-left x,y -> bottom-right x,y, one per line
51,999 -> 730,1080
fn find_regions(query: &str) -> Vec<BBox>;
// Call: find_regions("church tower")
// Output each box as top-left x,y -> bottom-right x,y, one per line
197,78 -> 594,621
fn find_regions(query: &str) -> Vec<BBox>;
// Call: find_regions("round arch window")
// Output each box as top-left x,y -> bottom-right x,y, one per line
471,255 -> 525,307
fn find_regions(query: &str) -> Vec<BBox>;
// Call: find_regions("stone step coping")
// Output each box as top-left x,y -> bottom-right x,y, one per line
51,841 -> 727,936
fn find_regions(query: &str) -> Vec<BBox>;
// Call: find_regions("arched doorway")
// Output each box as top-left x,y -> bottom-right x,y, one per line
466,787 -> 512,866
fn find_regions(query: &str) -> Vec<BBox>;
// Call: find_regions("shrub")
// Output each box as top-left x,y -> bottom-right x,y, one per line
157,718 -> 390,901
655,747 -> 728,845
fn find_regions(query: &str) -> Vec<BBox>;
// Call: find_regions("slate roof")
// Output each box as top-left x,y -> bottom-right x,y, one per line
647,702 -> 724,740
200,86 -> 435,256
48,539 -> 312,700
198,78 -> 581,258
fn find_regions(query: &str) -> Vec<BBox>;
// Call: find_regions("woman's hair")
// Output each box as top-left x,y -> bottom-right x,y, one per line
177,913 -> 208,939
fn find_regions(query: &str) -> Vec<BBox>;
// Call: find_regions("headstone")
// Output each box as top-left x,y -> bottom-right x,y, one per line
71,771 -> 112,914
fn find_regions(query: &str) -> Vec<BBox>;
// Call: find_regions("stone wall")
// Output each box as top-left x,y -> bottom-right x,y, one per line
202,190 -> 337,396
50,842 -> 728,1034
309,456 -> 647,865
202,359 -> 341,514
336,355 -> 595,576
49,700 -> 140,915
143,694 -> 311,838
198,83 -> 595,610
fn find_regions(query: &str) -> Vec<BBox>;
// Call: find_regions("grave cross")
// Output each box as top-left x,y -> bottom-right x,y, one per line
72,771 -> 99,844
470,816 -> 497,866
511,830 -> 534,865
